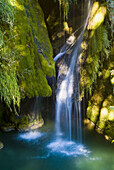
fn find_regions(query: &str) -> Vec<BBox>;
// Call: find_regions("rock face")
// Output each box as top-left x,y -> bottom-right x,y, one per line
0,0 -> 55,111
9,0 -> 55,97
0,0 -> 55,129
1,113 -> 44,132
0,142 -> 4,149
86,45 -> 114,141
79,1 -> 114,142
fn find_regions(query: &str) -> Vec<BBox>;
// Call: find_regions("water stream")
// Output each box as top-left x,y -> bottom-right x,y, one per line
0,1 -> 114,170
54,0 -> 92,146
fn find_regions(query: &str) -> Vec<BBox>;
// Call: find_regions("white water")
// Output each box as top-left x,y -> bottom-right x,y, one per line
55,0 -> 93,143
54,51 -> 66,63
17,0 -> 93,158
54,25 -> 84,64
47,139 -> 90,157
18,131 -> 44,141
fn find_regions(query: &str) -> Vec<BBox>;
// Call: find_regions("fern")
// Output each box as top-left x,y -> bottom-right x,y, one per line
80,23 -> 111,96
0,0 -> 20,113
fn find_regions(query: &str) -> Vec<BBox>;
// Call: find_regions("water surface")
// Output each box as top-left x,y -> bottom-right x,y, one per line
0,119 -> 114,170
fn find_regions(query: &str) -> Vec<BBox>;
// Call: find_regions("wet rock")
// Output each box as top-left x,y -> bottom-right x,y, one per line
1,124 -> 15,132
0,142 -> 4,149
17,118 -> 44,131
1,112 -> 44,132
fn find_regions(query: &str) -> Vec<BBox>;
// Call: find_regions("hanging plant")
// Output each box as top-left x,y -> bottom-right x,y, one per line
56,0 -> 77,19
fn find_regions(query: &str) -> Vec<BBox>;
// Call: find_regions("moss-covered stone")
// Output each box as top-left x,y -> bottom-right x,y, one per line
80,1 -> 114,142
1,112 -> 44,132
0,142 -> 4,149
0,0 -> 56,125
0,0 -> 55,113
10,0 -> 55,97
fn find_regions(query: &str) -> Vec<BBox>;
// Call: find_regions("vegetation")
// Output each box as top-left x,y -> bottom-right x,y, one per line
57,0 -> 77,19
79,1 -> 111,95
79,1 -> 114,141
0,0 -> 55,114
0,0 -> 20,112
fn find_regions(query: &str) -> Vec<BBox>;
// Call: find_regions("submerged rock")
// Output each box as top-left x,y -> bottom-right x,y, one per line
0,142 -> 4,149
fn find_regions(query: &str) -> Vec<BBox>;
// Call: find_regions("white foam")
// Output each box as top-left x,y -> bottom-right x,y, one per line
18,131 -> 43,141
47,139 -> 90,157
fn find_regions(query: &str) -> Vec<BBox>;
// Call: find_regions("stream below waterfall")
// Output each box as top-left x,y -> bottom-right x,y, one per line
0,119 -> 114,170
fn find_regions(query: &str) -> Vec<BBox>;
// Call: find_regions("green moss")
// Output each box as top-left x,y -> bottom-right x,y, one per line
80,1 -> 113,141
87,104 -> 100,123
14,0 -> 55,97
0,0 -> 55,112
105,121 -> 114,138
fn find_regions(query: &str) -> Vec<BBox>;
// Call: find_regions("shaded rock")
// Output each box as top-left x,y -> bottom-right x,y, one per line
0,142 -> 4,149
1,125 -> 15,132
1,111 -> 44,132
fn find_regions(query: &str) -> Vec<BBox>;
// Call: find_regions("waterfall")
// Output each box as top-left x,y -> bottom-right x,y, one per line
55,0 -> 93,142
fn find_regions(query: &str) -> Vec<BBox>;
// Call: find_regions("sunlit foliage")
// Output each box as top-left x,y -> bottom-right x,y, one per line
0,0 -> 55,113
0,0 -> 20,113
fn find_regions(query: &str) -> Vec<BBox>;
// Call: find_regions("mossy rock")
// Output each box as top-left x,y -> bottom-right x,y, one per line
0,112 -> 44,132
0,142 -> 4,149
85,4 -> 113,142
17,117 -> 44,131
104,120 -> 114,138
0,0 -> 55,110
1,123 -> 15,132
13,0 -> 55,97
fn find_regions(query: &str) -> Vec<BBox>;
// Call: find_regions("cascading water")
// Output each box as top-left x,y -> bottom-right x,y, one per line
55,0 -> 93,143
19,0 -> 93,157
47,0 -> 93,157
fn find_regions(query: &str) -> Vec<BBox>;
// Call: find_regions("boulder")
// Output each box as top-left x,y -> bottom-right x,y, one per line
0,142 -> 4,149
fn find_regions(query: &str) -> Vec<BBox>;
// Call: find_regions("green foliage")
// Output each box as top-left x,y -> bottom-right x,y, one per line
80,24 -> 110,95
57,0 -> 77,19
0,0 -> 20,113
0,0 -> 14,27
14,0 -> 55,98
0,0 -> 55,113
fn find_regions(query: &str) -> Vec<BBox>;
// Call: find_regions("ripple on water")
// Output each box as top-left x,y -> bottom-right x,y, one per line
47,138 -> 90,157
